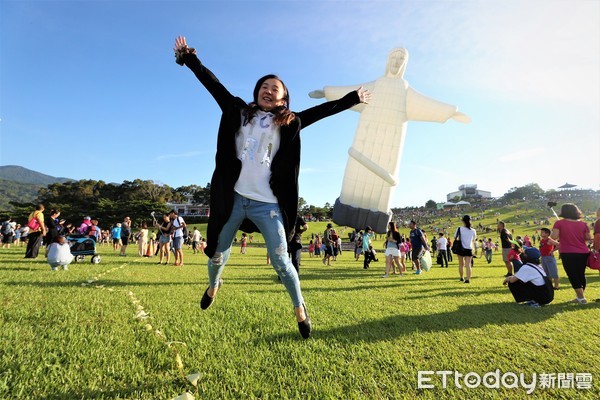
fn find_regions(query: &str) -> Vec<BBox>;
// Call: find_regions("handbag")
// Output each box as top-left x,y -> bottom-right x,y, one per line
419,250 -> 432,272
587,252 -> 600,270
27,214 -> 40,230
451,228 -> 465,255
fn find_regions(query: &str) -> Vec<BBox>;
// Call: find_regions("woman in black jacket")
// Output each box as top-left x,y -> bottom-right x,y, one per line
44,209 -> 61,248
175,36 -> 370,338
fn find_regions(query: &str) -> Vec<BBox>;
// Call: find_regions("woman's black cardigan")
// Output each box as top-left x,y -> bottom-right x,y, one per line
181,53 -> 360,258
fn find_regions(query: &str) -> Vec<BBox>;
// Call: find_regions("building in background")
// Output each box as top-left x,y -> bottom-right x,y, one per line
166,194 -> 209,217
446,184 -> 492,201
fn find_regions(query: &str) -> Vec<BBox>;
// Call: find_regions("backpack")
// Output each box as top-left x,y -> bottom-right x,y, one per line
176,217 -> 188,239
526,263 -> 555,304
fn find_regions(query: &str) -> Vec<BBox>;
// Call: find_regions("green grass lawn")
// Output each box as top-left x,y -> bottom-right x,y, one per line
1,237 -> 599,399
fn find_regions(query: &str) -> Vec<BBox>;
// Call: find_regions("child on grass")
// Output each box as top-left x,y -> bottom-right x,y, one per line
307,240 -> 315,257
539,227 -> 560,289
508,240 -> 523,272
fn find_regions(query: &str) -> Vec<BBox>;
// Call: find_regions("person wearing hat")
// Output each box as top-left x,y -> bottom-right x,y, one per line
503,247 -> 554,307
77,216 -> 92,235
174,36 -> 371,339
111,223 -> 122,251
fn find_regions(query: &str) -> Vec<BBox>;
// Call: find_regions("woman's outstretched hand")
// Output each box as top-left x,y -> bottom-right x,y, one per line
174,35 -> 188,52
174,35 -> 196,65
357,86 -> 372,104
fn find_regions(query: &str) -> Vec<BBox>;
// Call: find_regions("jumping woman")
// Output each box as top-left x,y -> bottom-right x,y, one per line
174,36 -> 371,338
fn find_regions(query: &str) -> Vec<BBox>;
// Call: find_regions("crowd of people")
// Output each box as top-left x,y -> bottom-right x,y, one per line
283,203 -> 599,309
0,204 -> 210,270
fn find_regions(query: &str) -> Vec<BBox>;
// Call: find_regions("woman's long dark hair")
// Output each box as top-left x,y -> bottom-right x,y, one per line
462,215 -> 472,229
388,221 -> 401,241
388,221 -> 398,232
244,74 -> 295,127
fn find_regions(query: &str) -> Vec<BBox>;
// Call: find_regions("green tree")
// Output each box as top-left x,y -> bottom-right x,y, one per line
192,183 -> 211,205
298,197 -> 307,212
502,183 -> 545,202
425,199 -> 437,209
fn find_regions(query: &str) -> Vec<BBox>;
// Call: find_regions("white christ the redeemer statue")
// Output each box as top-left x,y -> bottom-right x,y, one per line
309,48 -> 470,233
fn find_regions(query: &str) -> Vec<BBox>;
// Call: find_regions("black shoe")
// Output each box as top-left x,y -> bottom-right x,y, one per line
200,278 -> 222,310
464,279 -> 470,284
460,278 -> 464,282
297,304 -> 311,339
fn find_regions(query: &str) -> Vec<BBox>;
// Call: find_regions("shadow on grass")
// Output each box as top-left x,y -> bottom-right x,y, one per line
41,385 -> 174,400
261,301 -> 600,343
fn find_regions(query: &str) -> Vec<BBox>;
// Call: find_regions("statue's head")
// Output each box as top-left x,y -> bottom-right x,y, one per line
385,48 -> 408,77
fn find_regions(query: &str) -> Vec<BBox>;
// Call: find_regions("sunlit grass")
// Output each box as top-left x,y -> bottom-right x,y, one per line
1,238 -> 599,399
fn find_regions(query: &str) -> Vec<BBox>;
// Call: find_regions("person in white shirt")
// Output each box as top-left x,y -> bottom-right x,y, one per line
47,236 -> 74,271
169,210 -> 186,266
454,215 -> 477,283
191,227 -> 202,254
503,247 -> 554,307
436,233 -> 448,268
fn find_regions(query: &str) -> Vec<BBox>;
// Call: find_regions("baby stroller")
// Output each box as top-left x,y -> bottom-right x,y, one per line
67,235 -> 101,264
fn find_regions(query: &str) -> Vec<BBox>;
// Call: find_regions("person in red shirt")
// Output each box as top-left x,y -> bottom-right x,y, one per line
507,240 -> 523,273
539,227 -> 560,289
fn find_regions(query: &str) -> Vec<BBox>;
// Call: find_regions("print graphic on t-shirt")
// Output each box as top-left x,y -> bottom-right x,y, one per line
259,114 -> 270,129
240,137 -> 258,161
261,143 -> 273,166
238,112 -> 277,167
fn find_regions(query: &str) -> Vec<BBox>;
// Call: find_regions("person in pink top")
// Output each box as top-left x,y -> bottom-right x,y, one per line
551,203 -> 592,304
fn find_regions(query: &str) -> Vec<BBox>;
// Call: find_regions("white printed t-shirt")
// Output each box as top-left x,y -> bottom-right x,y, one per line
515,263 -> 547,286
457,226 -> 477,250
234,110 -> 280,203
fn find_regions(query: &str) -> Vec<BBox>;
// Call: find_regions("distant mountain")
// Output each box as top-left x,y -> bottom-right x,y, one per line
0,165 -> 72,186
0,165 -> 73,212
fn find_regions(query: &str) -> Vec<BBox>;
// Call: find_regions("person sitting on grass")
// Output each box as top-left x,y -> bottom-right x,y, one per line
503,247 -> 554,307
46,235 -> 74,271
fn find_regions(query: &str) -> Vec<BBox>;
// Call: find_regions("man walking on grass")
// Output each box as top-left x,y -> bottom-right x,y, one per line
409,220 -> 429,275
170,210 -> 186,266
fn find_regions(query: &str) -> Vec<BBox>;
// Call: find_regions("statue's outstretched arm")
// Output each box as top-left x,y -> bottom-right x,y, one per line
406,87 -> 470,123
309,82 -> 376,113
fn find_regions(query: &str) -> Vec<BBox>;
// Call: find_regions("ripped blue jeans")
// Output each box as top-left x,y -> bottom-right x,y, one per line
208,192 -> 304,307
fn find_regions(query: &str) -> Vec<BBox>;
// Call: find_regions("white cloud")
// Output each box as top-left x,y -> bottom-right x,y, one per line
498,147 -> 546,163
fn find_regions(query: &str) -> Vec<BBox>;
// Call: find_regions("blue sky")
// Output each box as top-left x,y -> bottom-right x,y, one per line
1,0 -> 598,208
